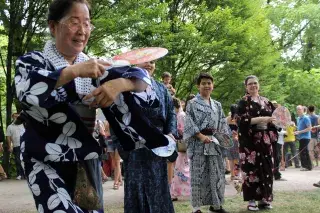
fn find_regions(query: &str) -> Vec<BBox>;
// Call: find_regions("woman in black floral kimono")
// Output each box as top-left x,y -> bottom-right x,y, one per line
237,75 -> 278,211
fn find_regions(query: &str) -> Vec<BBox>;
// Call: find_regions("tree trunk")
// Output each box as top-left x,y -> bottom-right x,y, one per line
3,12 -> 15,176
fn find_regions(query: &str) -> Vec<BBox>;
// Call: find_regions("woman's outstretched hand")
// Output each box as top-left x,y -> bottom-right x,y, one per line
56,59 -> 111,88
70,59 -> 110,78
84,79 -> 123,108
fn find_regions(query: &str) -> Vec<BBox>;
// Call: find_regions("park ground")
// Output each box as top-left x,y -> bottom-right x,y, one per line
0,167 -> 320,213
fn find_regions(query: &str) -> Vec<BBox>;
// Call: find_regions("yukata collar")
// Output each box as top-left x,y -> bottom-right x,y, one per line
43,40 -> 89,70
43,40 -> 94,98
195,94 -> 213,106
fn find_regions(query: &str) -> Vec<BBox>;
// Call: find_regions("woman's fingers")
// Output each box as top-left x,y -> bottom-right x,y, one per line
76,59 -> 108,78
85,86 -> 116,108
84,87 -> 100,101
97,63 -> 106,77
85,79 -> 126,108
97,59 -> 112,67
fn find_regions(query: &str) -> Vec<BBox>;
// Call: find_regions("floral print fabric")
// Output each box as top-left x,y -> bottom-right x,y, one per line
170,152 -> 191,197
15,40 -> 153,212
237,95 -> 278,202
170,110 -> 191,197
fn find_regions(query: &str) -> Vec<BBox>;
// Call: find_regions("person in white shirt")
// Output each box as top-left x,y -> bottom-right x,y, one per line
277,129 -> 287,172
6,113 -> 25,180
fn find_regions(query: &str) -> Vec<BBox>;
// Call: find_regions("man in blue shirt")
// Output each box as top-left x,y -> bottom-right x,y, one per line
295,105 -> 313,171
307,105 -> 320,167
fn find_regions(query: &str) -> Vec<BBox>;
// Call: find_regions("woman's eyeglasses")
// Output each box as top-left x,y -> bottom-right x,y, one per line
247,82 -> 258,86
59,20 -> 95,32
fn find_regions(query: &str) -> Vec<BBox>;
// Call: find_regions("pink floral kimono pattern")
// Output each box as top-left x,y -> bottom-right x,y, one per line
237,95 -> 278,202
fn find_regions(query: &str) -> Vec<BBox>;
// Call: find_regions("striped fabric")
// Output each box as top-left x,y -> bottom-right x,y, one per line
73,104 -> 96,134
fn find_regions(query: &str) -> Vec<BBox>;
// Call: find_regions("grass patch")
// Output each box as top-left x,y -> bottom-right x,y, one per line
105,190 -> 320,213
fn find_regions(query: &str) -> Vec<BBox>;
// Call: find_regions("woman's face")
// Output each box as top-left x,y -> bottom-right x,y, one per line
198,78 -> 214,97
246,78 -> 260,95
137,61 -> 156,76
49,3 -> 91,58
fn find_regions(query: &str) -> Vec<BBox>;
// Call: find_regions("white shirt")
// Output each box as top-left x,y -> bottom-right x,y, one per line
6,124 -> 25,147
277,130 -> 287,145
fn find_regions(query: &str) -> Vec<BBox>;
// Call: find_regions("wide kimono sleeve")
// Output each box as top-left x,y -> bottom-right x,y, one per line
99,66 -> 151,88
183,100 -> 200,141
15,52 -> 78,108
100,67 -> 169,151
237,97 -> 252,138
164,86 -> 177,135
216,101 -> 230,135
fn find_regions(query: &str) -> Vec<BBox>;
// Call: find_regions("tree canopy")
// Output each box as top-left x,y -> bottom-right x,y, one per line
1,0 -> 320,124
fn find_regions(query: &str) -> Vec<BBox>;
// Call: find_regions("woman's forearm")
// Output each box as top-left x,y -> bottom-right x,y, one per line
250,117 -> 268,125
55,66 -> 78,88
118,78 -> 148,92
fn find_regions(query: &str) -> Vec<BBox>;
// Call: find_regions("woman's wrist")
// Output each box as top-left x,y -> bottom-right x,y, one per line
64,66 -> 79,79
114,78 -> 135,92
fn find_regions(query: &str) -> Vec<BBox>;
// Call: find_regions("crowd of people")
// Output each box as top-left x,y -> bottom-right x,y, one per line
0,1 -> 320,213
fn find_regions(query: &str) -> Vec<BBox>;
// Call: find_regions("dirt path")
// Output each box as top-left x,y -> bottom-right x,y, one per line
0,167 -> 319,213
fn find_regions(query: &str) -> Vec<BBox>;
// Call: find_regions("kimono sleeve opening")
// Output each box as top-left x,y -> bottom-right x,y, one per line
100,66 -> 151,87
99,66 -> 156,107
216,101 -> 230,135
15,52 -> 77,108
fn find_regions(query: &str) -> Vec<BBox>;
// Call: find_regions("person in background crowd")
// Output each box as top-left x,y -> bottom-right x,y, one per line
93,118 -> 109,183
226,104 -> 241,181
0,126 -> 7,181
295,105 -> 313,171
307,105 -> 320,167
276,128 -> 287,172
108,127 -> 123,190
184,73 -> 229,213
102,139 -> 113,180
284,121 -> 300,168
162,72 -> 176,96
237,75 -> 278,211
6,113 -> 25,180
170,97 -> 191,201
270,101 -> 284,178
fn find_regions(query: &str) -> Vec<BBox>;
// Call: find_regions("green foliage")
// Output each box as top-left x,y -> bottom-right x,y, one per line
87,0 -> 281,113
0,0 -> 320,122
265,0 -> 320,112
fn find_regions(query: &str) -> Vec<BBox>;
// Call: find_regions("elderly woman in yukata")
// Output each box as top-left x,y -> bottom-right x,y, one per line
184,73 -> 229,213
14,0 -> 161,212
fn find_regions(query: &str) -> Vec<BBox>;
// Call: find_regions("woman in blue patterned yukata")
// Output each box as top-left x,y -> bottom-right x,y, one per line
14,0 -> 158,212
114,60 -> 177,213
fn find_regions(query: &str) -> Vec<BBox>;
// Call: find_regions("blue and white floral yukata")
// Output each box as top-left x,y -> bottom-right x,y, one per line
15,40 -> 167,213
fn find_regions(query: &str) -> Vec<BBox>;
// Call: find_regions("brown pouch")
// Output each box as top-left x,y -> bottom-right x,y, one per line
73,163 -> 101,210
176,140 -> 187,152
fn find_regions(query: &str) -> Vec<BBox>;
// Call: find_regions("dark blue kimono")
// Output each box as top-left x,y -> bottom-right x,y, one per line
119,79 -> 177,213
15,40 -> 167,213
